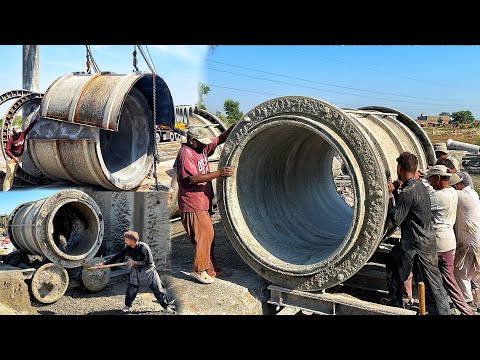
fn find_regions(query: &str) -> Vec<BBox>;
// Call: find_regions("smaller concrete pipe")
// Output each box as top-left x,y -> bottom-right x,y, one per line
447,138 -> 480,154
8,190 -> 104,268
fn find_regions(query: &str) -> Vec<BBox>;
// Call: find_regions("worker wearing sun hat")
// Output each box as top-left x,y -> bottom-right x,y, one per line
449,172 -> 480,311
173,117 -> 250,285
425,164 -> 474,315
434,142 -> 461,172
3,111 -> 41,191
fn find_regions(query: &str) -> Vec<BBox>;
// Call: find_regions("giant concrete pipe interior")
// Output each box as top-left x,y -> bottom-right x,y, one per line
8,189 -> 104,268
217,96 -> 434,291
26,72 -> 174,190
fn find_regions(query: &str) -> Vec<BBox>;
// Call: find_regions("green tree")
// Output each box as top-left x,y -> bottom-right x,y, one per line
439,112 -> 450,116
451,110 -> 475,124
215,111 -> 227,123
437,117 -> 443,126
223,99 -> 243,126
198,83 -> 210,110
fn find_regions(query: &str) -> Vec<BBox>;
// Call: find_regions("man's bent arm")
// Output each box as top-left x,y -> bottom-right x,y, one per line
104,247 -> 127,265
5,138 -> 15,159
189,171 -> 221,184
387,192 -> 413,227
218,123 -> 237,145
23,116 -> 39,136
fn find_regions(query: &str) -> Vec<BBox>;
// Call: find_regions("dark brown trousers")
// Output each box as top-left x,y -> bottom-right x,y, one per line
181,211 -> 218,276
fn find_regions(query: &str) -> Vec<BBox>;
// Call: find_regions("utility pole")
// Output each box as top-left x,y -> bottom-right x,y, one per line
22,45 -> 39,125
21,45 -> 40,177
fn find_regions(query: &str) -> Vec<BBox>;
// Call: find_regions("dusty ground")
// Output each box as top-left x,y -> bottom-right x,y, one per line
424,127 -> 480,146
21,212 -> 271,316
169,212 -> 271,315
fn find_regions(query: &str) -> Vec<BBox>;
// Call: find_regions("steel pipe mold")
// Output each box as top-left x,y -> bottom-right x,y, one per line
8,189 -> 104,268
26,72 -> 174,190
217,96 -> 434,291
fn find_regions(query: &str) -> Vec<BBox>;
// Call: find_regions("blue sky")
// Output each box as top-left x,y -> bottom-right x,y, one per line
204,46 -> 480,120
0,187 -> 70,214
0,45 -> 207,117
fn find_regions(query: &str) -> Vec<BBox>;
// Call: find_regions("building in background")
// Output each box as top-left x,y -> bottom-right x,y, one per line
416,113 -> 451,127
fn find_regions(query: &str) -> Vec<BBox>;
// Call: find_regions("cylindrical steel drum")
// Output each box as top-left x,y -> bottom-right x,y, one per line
217,97 -> 434,291
8,189 -> 104,268
26,71 -> 174,190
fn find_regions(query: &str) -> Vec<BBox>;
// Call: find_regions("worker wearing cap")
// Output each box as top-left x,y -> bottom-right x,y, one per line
436,156 -> 474,189
434,142 -> 461,171
383,152 -> 450,315
174,121 -> 242,284
5,111 -> 40,164
449,172 -> 480,311
99,230 -> 175,313
3,111 -> 41,191
424,164 -> 473,315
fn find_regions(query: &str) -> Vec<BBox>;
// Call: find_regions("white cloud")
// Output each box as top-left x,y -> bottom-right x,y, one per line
151,45 -> 208,64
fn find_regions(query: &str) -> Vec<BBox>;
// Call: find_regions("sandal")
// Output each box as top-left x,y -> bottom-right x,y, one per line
190,270 -> 214,284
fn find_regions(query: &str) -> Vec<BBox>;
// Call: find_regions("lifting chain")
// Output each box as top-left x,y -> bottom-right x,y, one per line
152,72 -> 159,191
85,45 -> 92,74
132,45 -> 139,72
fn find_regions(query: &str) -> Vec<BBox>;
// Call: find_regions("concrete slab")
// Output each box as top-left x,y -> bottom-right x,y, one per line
77,189 -> 172,272
167,269 -> 266,315
169,212 -> 272,315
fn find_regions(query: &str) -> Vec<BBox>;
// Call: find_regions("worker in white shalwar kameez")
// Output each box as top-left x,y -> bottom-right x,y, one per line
450,172 -> 480,311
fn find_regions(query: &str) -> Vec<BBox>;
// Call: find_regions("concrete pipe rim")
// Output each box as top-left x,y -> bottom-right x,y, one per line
226,115 -> 364,274
97,87 -> 154,189
40,190 -> 104,268
45,198 -> 101,262
1,93 -> 46,180
218,96 -> 389,290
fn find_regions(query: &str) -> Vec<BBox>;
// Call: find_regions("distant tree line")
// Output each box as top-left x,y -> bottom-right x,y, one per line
451,110 -> 475,124
198,82 -> 244,126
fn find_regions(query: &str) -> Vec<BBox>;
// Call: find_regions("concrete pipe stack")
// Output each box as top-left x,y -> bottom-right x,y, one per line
217,96 -> 435,291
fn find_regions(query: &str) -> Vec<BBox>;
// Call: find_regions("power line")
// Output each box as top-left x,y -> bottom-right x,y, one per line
207,84 -> 284,97
206,84 -> 436,112
207,67 -> 464,107
137,45 -> 156,74
207,59 -> 460,102
294,47 -> 480,92
145,45 -> 158,74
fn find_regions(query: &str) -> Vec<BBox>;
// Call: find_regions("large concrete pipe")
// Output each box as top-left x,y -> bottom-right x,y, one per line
26,71 -> 174,190
217,97 -> 434,291
447,138 -> 480,154
8,189 -> 104,268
